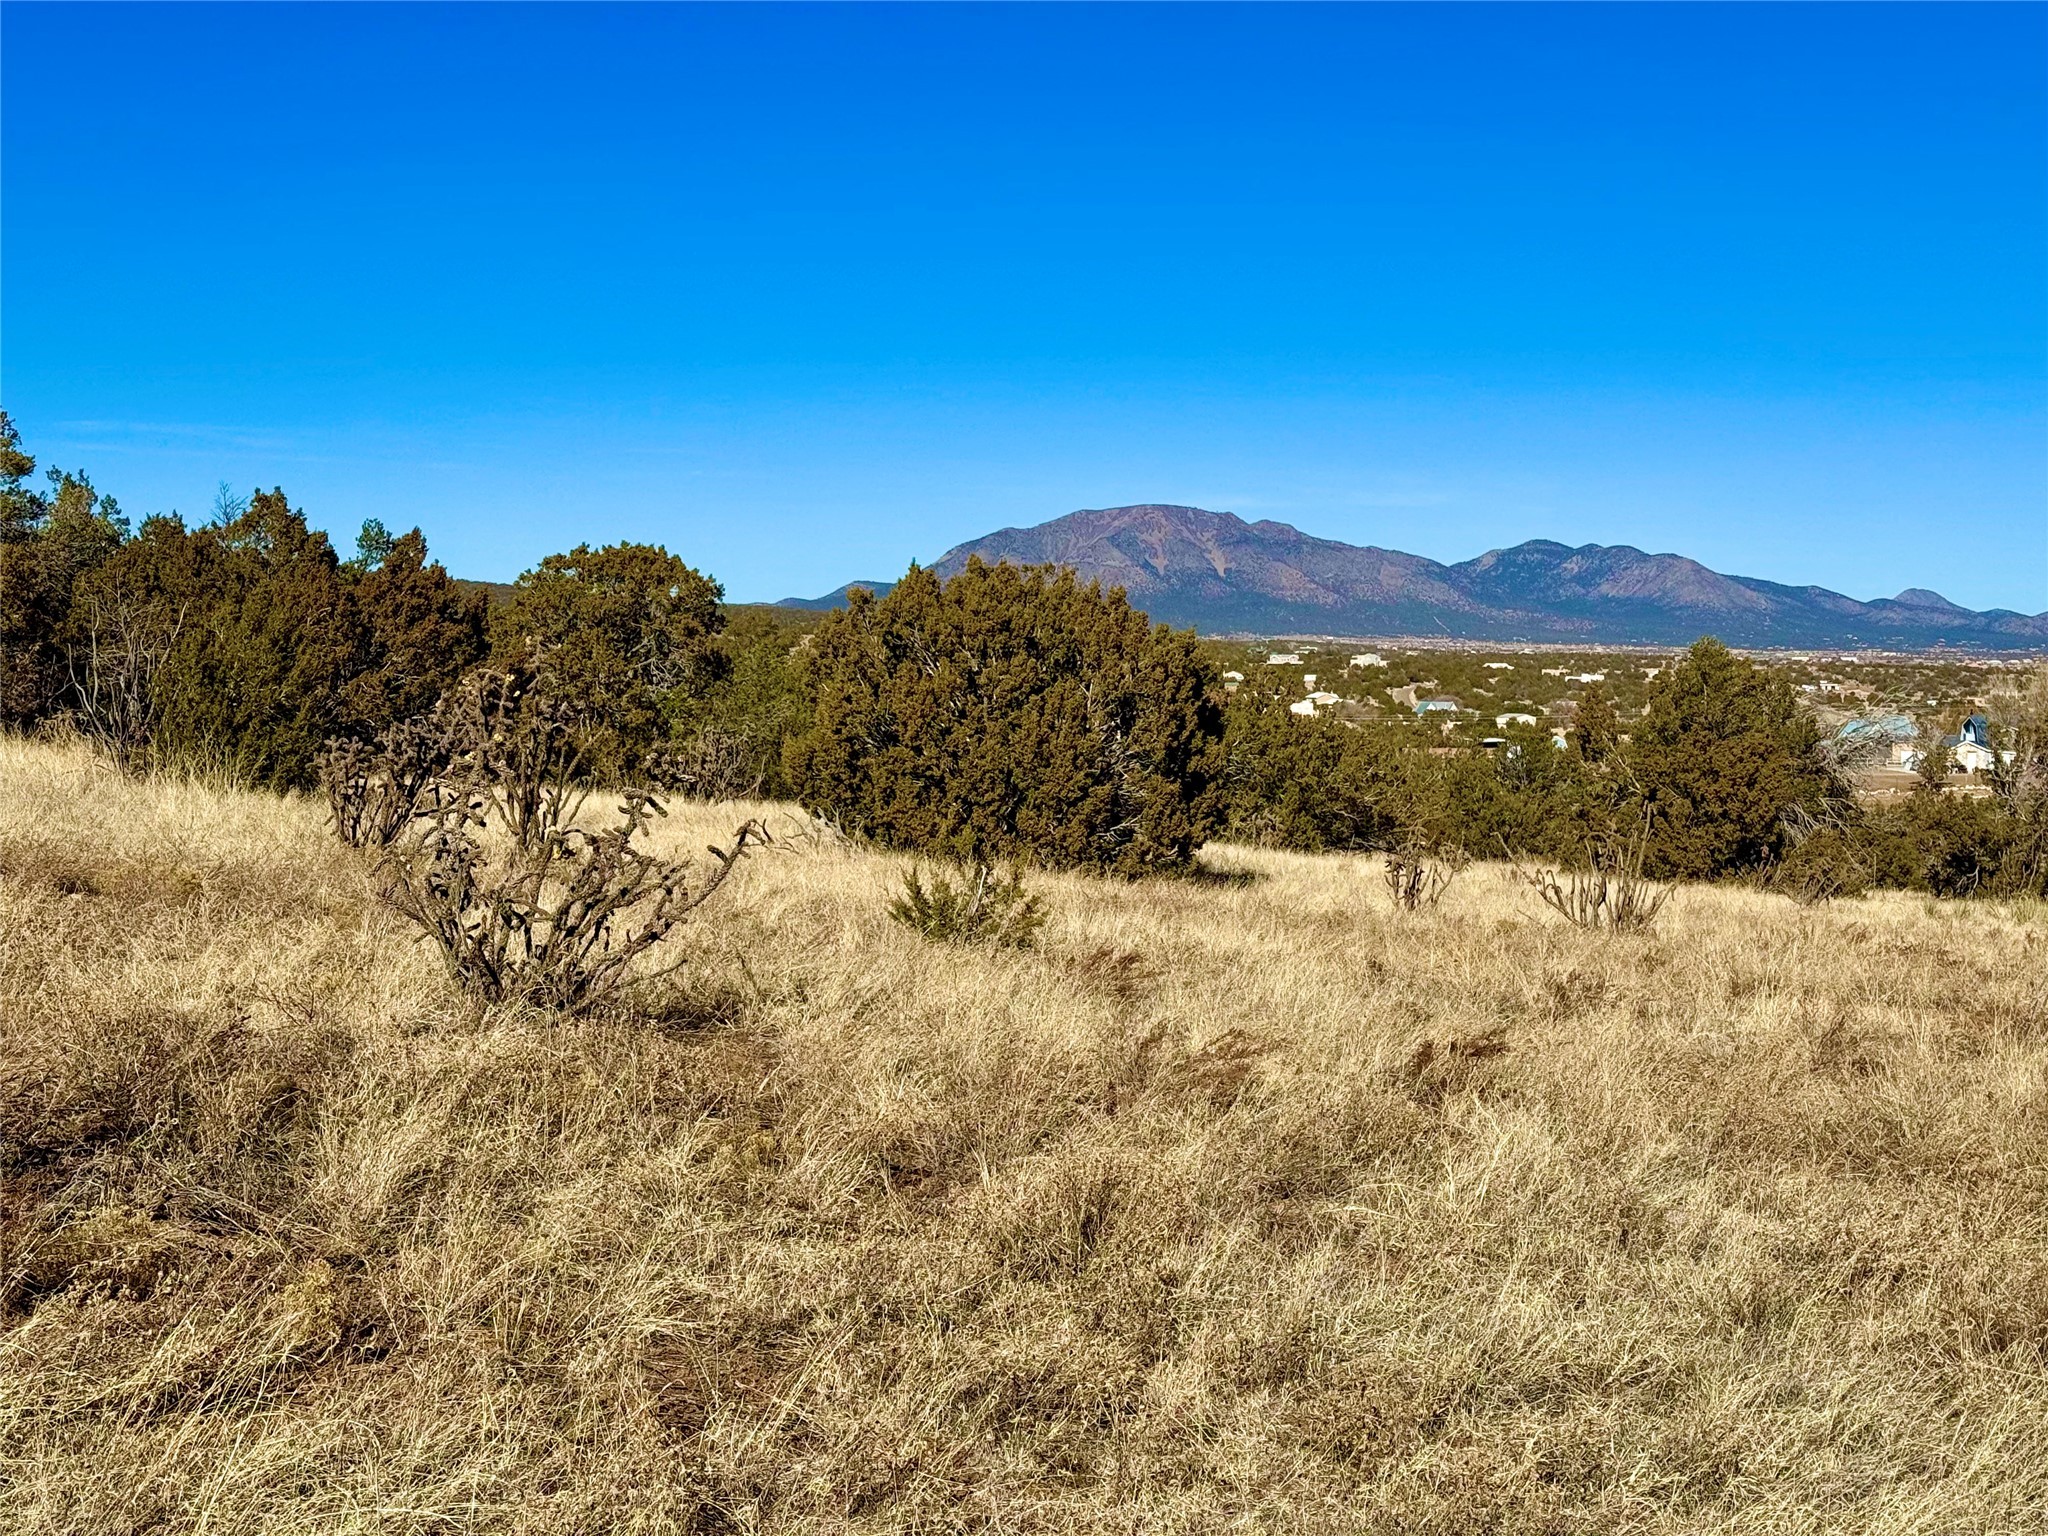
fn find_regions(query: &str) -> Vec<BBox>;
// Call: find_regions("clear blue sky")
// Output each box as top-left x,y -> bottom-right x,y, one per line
4,3 -> 2044,611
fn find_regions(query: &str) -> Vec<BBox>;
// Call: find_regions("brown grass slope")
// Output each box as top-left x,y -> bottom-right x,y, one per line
2,734 -> 2045,1535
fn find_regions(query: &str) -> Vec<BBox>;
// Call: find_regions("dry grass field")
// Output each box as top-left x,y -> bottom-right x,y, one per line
3,733 -> 2045,1534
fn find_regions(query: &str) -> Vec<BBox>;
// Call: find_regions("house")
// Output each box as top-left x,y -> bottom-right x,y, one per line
1415,697 -> 1460,714
1288,699 -> 1318,717
1944,715 -> 1996,774
1307,691 -> 1341,707
1495,712 -> 1539,728
1838,714 -> 1917,746
1222,670 -> 1244,692
1542,667 -> 1568,677
1266,652 -> 1301,666
1302,674 -> 1317,688
1483,662 -> 1514,671
1567,671 -> 1606,685
1350,653 -> 1386,668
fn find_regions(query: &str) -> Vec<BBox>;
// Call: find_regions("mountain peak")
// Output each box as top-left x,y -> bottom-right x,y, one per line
1891,587 -> 1962,611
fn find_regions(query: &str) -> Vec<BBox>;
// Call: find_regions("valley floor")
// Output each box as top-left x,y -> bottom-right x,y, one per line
1,736 -> 2044,1534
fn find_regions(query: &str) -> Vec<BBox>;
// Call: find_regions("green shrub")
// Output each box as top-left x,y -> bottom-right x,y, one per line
1629,638 -> 1844,880
788,561 -> 1225,875
1219,694 -> 1399,852
491,542 -> 728,781
888,863 -> 1047,949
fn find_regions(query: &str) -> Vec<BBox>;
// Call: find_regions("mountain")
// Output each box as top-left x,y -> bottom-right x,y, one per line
776,579 -> 897,611
783,504 -> 2047,649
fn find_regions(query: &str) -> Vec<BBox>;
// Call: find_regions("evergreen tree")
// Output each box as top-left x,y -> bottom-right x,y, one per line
492,542 -> 728,778
1628,636 -> 1841,879
0,414 -> 128,727
789,560 -> 1225,875
349,528 -> 489,723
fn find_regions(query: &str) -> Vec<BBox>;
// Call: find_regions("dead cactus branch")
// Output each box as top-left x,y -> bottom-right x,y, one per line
1514,808 -> 1672,933
380,793 -> 767,1014
317,714 -> 451,849
1382,844 -> 1465,911
440,667 -> 588,851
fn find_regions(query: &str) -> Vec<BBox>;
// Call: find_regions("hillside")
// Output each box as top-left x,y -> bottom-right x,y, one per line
786,504 -> 2048,648
4,734 -> 2045,1530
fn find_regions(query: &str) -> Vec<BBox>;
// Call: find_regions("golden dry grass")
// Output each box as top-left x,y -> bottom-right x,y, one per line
2,732 -> 2045,1534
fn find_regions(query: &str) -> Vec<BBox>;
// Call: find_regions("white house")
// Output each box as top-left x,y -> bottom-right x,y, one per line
1302,674 -> 1317,688
1308,691 -> 1341,707
1350,653 -> 1386,668
1267,653 -> 1301,666
1288,699 -> 1318,717
1567,671 -> 1607,685
1495,712 -> 1539,728
1484,662 -> 1514,671
1946,715 -> 1997,774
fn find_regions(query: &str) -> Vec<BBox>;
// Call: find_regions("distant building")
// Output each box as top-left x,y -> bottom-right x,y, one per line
1415,697 -> 1460,714
1495,712 -> 1539,728
1350,653 -> 1386,668
1266,653 -> 1301,666
1308,691 -> 1341,707
1567,672 -> 1606,684
1943,715 -> 1996,774
1484,662 -> 1515,671
1303,674 -> 1317,688
1288,699 -> 1318,717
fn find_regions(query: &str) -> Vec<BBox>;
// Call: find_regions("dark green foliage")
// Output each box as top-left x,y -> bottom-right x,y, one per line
491,542 -> 728,781
348,530 -> 488,725
0,415 -> 129,727
1628,638 -> 1842,880
666,606 -> 815,798
1425,726 -> 1619,861
76,494 -> 485,788
1773,826 -> 1872,904
789,561 -> 1226,875
888,863 -> 1047,949
351,517 -> 399,572
1220,694 -> 1398,851
1573,684 -> 1621,762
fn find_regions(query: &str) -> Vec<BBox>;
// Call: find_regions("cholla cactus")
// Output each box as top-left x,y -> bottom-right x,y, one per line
381,788 -> 766,1014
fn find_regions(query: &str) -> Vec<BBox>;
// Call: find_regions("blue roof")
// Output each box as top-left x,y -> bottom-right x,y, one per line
1836,714 -> 1916,742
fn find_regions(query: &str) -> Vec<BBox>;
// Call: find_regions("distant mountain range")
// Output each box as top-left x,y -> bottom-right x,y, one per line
779,503 -> 2048,649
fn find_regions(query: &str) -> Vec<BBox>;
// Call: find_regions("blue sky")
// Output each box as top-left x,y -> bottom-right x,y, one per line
4,3 -> 2043,610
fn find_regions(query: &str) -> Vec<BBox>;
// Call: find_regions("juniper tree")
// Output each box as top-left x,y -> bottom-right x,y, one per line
788,560 -> 1225,875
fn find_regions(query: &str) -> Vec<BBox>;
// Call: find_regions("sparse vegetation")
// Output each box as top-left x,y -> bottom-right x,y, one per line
1516,812 -> 1674,932
1380,845 -> 1463,910
887,860 -> 1047,948
5,731 -> 2046,1531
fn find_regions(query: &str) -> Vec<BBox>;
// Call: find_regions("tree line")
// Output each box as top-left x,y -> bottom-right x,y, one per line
4,412 -> 2042,897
